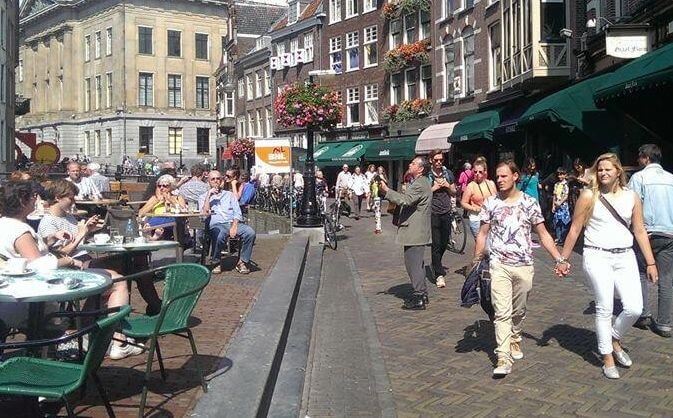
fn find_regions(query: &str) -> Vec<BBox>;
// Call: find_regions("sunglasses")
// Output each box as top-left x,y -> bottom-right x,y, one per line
474,170 -> 485,174
157,184 -> 170,188
433,158 -> 444,162
209,177 -> 222,181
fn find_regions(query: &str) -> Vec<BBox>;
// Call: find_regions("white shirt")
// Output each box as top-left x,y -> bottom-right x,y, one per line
365,171 -> 376,185
336,171 -> 352,191
89,172 -> 110,193
584,190 -> 636,249
0,217 -> 58,271
258,172 -> 270,188
293,172 -> 304,189
67,176 -> 102,200
349,174 -> 369,196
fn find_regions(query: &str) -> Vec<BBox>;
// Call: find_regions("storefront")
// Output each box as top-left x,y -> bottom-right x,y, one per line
364,136 -> 417,189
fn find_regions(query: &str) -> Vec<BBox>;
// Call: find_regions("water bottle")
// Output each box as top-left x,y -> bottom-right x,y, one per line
124,219 -> 135,243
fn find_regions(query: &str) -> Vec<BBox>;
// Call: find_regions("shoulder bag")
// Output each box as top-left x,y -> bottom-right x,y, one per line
599,194 -> 644,266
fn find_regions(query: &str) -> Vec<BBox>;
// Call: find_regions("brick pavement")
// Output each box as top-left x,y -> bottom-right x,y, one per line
318,211 -> 673,417
35,235 -> 289,418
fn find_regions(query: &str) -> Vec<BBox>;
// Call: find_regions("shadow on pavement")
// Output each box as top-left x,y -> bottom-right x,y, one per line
531,324 -> 602,366
455,320 -> 497,364
381,283 -> 414,300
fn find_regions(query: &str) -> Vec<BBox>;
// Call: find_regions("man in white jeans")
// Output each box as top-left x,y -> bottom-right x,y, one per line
474,160 -> 567,377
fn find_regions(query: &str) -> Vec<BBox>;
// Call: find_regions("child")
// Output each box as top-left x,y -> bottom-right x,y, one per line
552,167 -> 571,244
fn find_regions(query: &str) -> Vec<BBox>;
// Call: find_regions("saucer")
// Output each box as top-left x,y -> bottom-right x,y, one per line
0,279 -> 8,288
0,269 -> 35,277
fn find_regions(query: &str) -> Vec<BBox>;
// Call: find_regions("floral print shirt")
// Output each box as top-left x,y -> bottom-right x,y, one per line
479,192 -> 544,266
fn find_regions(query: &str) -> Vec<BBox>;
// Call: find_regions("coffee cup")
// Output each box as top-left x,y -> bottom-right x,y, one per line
6,258 -> 27,274
93,233 -> 110,244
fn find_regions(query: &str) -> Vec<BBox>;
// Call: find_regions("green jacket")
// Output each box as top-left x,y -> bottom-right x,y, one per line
385,175 -> 432,246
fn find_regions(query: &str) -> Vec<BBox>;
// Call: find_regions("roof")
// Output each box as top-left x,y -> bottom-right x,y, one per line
271,0 -> 321,31
235,0 -> 286,36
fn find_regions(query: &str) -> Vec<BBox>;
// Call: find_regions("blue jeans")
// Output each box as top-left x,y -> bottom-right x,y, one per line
640,235 -> 673,331
209,222 -> 256,263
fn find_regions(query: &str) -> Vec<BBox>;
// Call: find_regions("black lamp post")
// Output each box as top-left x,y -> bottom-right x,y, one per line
295,126 -> 321,227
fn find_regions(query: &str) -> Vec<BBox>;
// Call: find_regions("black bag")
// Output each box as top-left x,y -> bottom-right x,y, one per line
460,258 -> 495,320
598,194 -> 643,263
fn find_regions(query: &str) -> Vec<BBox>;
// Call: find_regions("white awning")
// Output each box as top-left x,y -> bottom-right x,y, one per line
415,122 -> 458,153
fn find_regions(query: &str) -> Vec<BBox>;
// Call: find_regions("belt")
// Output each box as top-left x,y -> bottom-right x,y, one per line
584,245 -> 632,254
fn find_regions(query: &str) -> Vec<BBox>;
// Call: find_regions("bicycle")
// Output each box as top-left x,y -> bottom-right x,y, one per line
323,211 -> 337,250
446,208 -> 467,254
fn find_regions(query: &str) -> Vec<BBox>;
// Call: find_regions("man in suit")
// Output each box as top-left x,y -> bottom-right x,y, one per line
379,156 -> 432,310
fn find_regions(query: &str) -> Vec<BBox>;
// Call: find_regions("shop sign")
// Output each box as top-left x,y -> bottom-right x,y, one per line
605,27 -> 650,59
254,138 -> 292,173
379,149 -> 390,156
342,144 -> 363,157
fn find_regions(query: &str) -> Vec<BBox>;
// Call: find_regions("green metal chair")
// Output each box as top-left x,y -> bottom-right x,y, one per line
0,305 -> 132,418
119,263 -> 211,418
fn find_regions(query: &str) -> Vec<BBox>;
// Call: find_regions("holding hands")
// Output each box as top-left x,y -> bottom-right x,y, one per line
554,259 -> 571,277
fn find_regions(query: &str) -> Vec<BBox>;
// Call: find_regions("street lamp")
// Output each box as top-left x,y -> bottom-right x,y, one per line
295,70 -> 337,228
179,146 -> 190,173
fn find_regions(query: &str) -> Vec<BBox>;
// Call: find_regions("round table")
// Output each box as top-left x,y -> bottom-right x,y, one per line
75,199 -> 121,206
80,240 -> 182,262
0,269 -> 112,342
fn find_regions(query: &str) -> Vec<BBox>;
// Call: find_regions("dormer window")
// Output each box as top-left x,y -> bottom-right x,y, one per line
288,0 -> 301,24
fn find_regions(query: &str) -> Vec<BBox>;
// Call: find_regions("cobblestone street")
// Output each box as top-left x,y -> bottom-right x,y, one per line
307,210 -> 673,417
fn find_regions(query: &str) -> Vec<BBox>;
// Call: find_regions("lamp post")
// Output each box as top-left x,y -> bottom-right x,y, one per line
295,70 -> 337,228
179,147 -> 190,173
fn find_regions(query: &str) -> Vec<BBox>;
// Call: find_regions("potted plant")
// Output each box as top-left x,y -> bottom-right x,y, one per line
274,82 -> 343,130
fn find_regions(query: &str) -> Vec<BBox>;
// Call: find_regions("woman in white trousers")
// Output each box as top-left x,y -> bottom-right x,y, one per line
558,153 -> 658,379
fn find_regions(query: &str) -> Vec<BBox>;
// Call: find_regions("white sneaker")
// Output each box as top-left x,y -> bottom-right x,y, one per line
510,341 -> 524,360
436,276 -> 446,288
493,358 -> 512,376
109,342 -> 145,360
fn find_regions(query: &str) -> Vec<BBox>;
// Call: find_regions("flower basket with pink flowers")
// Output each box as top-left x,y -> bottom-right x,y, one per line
230,138 -> 255,158
274,83 -> 343,130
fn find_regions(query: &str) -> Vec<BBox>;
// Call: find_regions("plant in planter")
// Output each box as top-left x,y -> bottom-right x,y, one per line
383,99 -> 432,122
274,82 -> 343,130
383,39 -> 431,72
382,0 -> 431,19
230,137 -> 255,158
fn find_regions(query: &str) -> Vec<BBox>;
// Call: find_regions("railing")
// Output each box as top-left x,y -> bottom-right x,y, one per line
538,43 -> 568,69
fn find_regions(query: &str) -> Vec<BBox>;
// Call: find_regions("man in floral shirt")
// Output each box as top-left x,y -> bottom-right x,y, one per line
474,160 -> 566,377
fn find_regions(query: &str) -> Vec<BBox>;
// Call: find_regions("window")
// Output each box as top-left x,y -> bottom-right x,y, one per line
404,14 -> 417,43
256,110 -> 262,137
364,0 -> 376,13
391,73 -> 403,105
489,23 -> 502,89
288,0 -> 300,24
304,33 -> 314,62
84,35 -> 90,61
168,127 -> 183,155
462,27 -> 475,95
444,0 -> 455,18
94,31 -> 101,59
247,112 -> 255,137
238,117 -> 246,138
390,19 -> 402,48
18,59 -> 23,82
443,38 -> 455,99
264,69 -> 271,95
138,27 -> 153,54
276,42 -> 285,57
138,72 -> 153,106
139,127 -> 153,153
541,0 -> 565,42
255,72 -> 262,98
238,78 -> 244,98
346,87 -> 360,126
84,131 -> 91,155
106,28 -> 112,55
105,129 -> 112,156
346,32 -> 359,71
420,10 -> 431,39
167,30 -> 181,57
84,77 -> 91,111
225,91 -> 234,117
95,75 -> 102,110
346,0 -> 358,18
405,68 -> 418,99
364,26 -> 378,67
197,128 -> 210,154
329,0 -> 341,24
195,33 -> 209,59
290,38 -> 299,65
329,37 -> 342,73
196,76 -> 209,109
106,72 -> 112,108
364,84 -> 378,125
246,75 -> 253,100
168,74 -> 182,107
94,130 -> 101,157
420,65 -> 432,99
265,107 -> 273,137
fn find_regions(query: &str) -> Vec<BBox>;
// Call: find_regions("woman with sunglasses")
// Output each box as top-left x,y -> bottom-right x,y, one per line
139,174 -> 187,240
461,158 -> 496,237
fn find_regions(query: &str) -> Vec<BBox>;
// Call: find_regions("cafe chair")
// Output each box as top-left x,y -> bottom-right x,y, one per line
118,263 -> 211,418
101,191 -> 121,200
0,305 -> 132,418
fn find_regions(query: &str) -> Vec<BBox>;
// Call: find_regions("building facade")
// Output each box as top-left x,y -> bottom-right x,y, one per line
16,0 -> 227,167
1,0 -> 17,172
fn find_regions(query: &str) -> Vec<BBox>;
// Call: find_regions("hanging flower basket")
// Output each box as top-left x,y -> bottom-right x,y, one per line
384,39 -> 431,73
230,138 -> 255,158
274,83 -> 343,130
382,0 -> 430,20
383,99 -> 432,122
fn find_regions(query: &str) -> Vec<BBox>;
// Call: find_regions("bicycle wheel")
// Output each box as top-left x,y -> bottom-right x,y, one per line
324,216 -> 337,250
447,214 -> 467,254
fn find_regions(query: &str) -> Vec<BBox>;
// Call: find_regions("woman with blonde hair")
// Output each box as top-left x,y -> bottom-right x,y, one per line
460,158 -> 496,237
139,174 -> 187,240
558,153 -> 658,379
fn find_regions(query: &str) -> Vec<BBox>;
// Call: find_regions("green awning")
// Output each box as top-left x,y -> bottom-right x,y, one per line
518,73 -> 620,143
300,143 -> 334,162
448,110 -> 501,142
315,140 -> 375,165
364,136 -> 417,160
595,42 -> 673,104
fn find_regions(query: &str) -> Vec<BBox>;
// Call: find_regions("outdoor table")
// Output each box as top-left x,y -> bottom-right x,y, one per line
75,199 -> 121,206
144,212 -> 206,261
0,269 -> 111,342
80,240 -> 182,262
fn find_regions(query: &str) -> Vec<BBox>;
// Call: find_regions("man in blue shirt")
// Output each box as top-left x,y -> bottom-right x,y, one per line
628,144 -> 673,337
201,170 -> 256,274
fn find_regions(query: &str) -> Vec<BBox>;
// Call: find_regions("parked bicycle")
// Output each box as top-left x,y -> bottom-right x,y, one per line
446,208 -> 467,254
